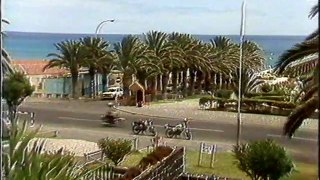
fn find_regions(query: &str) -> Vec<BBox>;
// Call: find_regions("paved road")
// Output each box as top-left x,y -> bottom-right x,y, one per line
20,101 -> 318,164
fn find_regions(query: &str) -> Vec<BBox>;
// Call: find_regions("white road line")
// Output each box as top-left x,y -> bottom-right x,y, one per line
58,117 -> 101,121
153,125 -> 224,133
267,134 -> 317,142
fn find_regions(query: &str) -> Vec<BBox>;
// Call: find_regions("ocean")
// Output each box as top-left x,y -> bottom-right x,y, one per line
3,31 -> 306,67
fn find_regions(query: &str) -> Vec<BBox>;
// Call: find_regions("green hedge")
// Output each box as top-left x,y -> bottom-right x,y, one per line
202,97 -> 296,109
215,89 -> 233,99
252,96 -> 288,101
246,92 -> 286,98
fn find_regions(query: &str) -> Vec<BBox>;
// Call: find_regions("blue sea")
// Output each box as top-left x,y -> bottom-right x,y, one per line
3,31 -> 306,67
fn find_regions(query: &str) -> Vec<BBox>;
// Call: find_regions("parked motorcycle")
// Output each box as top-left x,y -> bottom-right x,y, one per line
132,119 -> 156,136
164,118 -> 192,140
101,103 -> 125,126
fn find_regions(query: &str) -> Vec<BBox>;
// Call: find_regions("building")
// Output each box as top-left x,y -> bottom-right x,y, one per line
12,60 -> 69,97
12,60 -> 124,98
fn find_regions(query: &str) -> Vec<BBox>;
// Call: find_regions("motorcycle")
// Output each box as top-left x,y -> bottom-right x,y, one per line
101,103 -> 125,126
164,118 -> 192,140
132,119 -> 156,136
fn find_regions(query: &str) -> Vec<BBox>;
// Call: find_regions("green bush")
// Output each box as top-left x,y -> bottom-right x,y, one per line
98,138 -> 132,166
199,96 -> 213,108
215,89 -> 233,99
210,97 -> 296,110
260,83 -> 273,93
252,96 -> 287,101
233,139 -> 295,180
139,146 -> 173,170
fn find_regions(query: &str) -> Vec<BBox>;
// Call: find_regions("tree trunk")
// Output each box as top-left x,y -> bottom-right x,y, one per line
101,72 -> 108,92
188,69 -> 196,96
161,72 -> 169,99
122,73 -> 132,97
71,73 -> 78,99
204,73 -> 212,91
150,76 -> 157,101
172,69 -> 178,94
89,68 -> 95,98
8,105 -> 17,126
196,71 -> 203,94
157,75 -> 162,91
182,70 -> 187,97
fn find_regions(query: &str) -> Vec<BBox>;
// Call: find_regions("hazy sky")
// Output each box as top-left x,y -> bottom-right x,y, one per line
3,0 -> 318,35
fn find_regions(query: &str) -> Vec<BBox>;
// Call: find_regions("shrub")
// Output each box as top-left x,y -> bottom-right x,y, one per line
98,138 -> 132,166
199,96 -> 213,109
260,83 -> 273,93
233,139 -> 295,180
119,167 -> 142,180
138,146 -> 173,170
215,89 -> 233,99
252,95 -> 287,101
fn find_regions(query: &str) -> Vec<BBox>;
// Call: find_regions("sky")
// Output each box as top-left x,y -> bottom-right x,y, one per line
3,0 -> 318,35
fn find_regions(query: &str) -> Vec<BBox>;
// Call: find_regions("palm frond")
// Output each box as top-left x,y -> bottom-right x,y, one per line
284,97 -> 318,137
275,37 -> 318,73
309,4 -> 318,19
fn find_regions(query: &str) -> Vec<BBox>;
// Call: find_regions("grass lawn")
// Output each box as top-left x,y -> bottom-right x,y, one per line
120,150 -> 318,180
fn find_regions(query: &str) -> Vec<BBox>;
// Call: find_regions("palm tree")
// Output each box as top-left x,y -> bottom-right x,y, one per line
208,36 -> 239,90
114,35 -> 152,97
1,19 -> 14,76
4,119 -> 98,179
80,36 -> 113,98
144,31 -> 182,99
231,68 -> 264,98
274,4 -> 318,137
44,40 -> 85,99
96,51 -> 116,93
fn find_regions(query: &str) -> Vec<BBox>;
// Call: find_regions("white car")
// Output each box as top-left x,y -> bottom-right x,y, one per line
102,87 -> 123,100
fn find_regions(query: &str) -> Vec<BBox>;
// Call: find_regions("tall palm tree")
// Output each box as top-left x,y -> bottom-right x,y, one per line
144,31 -> 183,99
208,36 -> 239,90
114,35 -> 152,97
80,36 -> 113,98
44,40 -> 85,99
274,4 -> 318,137
96,51 -> 116,92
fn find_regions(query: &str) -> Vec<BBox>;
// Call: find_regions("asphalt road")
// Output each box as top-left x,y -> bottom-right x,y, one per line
20,103 -> 318,164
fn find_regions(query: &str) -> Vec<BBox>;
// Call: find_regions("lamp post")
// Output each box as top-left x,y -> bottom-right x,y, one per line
95,19 -> 115,37
92,19 -> 115,97
236,0 -> 247,147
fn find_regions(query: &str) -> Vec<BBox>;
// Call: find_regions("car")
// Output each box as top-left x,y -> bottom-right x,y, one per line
101,87 -> 123,100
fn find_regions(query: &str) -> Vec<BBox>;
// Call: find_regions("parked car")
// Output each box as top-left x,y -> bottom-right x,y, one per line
102,87 -> 123,100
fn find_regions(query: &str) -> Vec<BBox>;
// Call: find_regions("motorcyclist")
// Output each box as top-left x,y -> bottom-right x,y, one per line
104,103 -> 118,124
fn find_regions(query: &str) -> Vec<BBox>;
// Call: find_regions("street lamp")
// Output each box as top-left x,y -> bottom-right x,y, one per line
92,19 -> 115,97
95,19 -> 115,37
236,0 -> 247,147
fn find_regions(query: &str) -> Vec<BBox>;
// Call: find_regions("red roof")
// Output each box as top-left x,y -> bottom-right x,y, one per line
12,60 -> 69,76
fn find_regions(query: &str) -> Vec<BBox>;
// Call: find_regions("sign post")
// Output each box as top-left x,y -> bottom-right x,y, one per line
198,142 -> 217,168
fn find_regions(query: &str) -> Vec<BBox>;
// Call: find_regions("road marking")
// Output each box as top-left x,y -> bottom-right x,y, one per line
153,125 -> 224,133
267,134 -> 317,142
58,117 -> 101,122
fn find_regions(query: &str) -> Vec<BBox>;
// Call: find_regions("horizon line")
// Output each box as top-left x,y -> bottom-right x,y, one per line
4,30 -> 308,37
